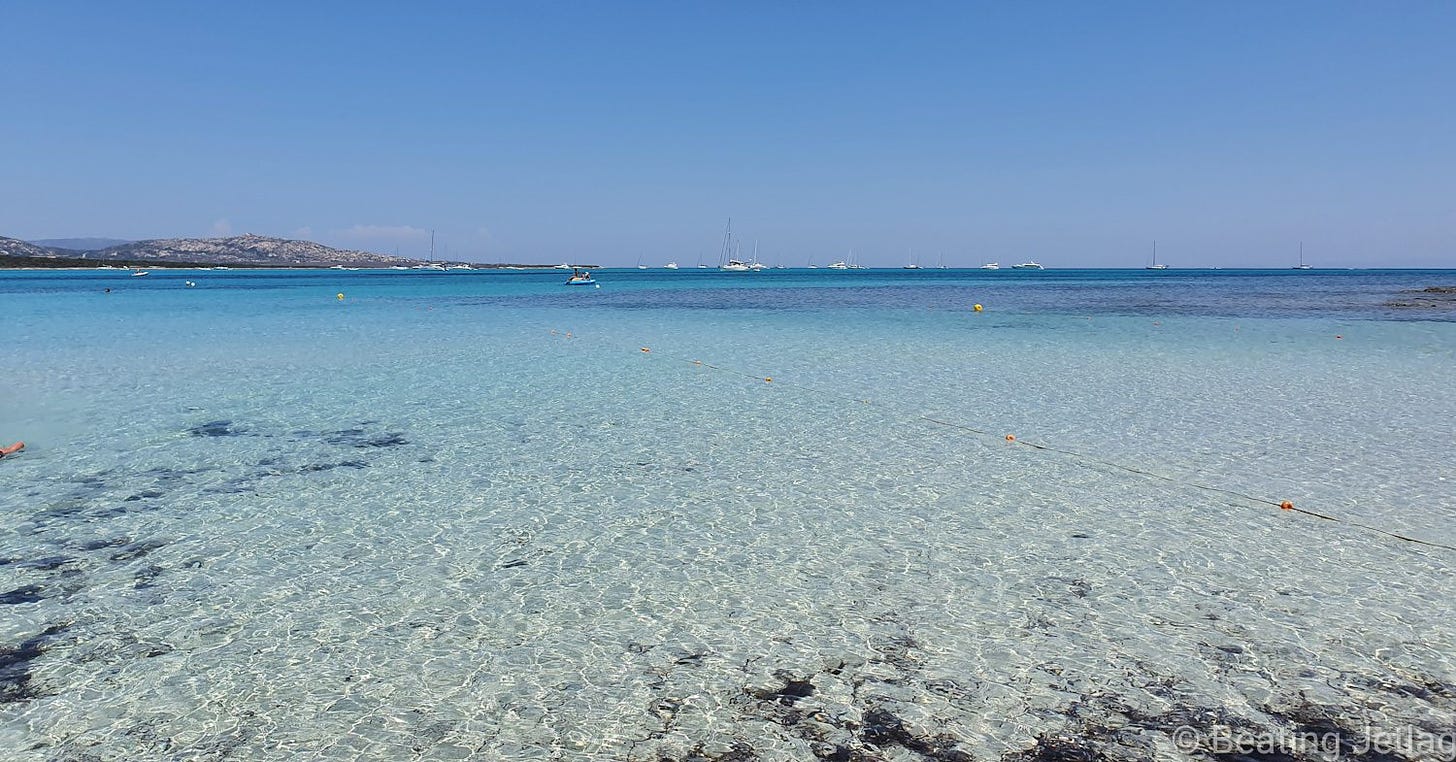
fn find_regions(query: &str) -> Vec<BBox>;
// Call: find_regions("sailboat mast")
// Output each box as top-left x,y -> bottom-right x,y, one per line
430,230 -> 436,260
718,218 -> 733,266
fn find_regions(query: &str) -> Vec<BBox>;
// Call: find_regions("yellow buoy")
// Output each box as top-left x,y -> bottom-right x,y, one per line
973,304 -> 983,312
337,292 -> 345,300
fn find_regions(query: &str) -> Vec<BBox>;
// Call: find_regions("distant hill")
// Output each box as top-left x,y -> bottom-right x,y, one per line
2,233 -> 425,267
0,238 -> 223,269
30,237 -> 133,251
2,232 -> 578,269
0,237 -> 63,259
97,234 -> 422,266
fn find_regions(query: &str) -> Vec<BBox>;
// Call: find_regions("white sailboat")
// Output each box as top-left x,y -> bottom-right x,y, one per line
1146,241 -> 1168,270
718,219 -> 751,271
1293,242 -> 1312,270
902,249 -> 921,269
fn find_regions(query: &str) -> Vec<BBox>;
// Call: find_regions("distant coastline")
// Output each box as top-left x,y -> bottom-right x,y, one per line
0,233 -> 597,270
0,255 -> 595,271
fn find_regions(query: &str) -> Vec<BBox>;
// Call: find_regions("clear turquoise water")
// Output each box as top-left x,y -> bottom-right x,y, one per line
2,268 -> 1454,760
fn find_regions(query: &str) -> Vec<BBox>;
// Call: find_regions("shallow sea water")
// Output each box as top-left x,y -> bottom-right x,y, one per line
2,268 -> 1454,761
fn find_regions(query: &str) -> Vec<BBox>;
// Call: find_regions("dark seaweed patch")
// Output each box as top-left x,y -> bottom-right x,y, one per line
1003,736 -> 1105,761
75,537 -> 130,551
1386,285 -> 1456,309
0,622 -> 70,704
662,741 -> 759,762
188,420 -> 241,437
300,460 -> 369,473
20,555 -> 76,572
748,676 -> 817,707
133,564 -> 164,588
860,708 -> 973,761
324,429 -> 409,448
0,585 -> 44,605
110,539 -> 167,562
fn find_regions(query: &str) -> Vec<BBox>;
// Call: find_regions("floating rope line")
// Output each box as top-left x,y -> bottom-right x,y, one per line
549,328 -> 1456,555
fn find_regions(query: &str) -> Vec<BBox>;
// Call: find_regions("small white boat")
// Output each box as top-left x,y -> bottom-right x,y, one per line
553,262 -> 573,270
981,262 -> 1000,270
826,261 -> 849,270
1012,261 -> 1044,270
131,270 -> 150,277
564,268 -> 597,285
664,262 -> 678,269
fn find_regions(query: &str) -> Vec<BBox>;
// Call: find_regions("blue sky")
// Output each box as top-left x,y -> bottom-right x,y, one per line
2,1 -> 1452,267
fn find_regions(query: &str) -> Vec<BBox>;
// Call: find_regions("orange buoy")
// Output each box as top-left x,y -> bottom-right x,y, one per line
764,377 -> 773,383
1005,434 -> 1016,442
1280,501 -> 1295,511
640,347 -> 650,353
